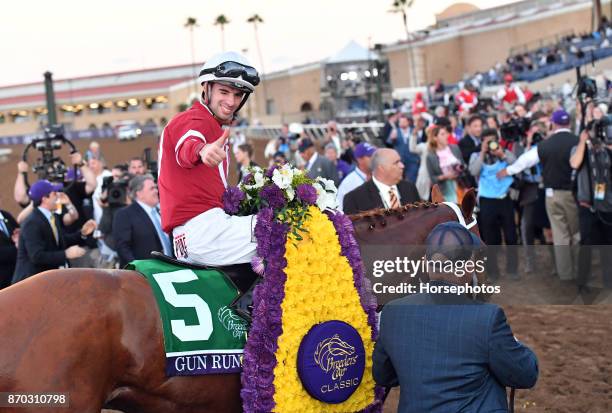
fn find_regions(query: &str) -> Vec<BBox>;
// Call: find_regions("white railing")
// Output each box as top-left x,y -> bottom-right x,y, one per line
242,122 -> 385,142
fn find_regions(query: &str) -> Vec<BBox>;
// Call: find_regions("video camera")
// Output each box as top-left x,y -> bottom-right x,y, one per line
577,76 -> 597,100
23,124 -> 77,183
142,148 -> 158,181
101,174 -> 130,207
500,117 -> 530,142
587,115 -> 612,145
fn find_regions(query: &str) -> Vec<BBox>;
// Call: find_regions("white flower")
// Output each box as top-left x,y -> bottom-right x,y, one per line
253,171 -> 265,188
286,186 -> 295,202
272,167 -> 293,189
316,177 -> 338,195
245,171 -> 265,190
313,181 -> 339,211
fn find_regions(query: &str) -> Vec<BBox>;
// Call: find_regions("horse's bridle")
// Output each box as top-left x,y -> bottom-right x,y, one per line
442,202 -> 478,230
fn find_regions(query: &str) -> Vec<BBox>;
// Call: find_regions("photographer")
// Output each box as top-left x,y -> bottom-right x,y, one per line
14,151 -> 94,228
512,116 -> 550,273
62,152 -> 97,233
497,110 -> 580,280
469,128 -> 518,278
97,164 -> 131,251
570,125 -> 612,291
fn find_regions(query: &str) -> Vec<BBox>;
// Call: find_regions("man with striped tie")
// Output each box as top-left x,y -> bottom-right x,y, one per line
113,174 -> 174,268
343,148 -> 420,215
12,180 -> 96,284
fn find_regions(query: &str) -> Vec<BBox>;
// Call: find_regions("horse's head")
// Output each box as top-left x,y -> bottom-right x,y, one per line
431,185 -> 480,242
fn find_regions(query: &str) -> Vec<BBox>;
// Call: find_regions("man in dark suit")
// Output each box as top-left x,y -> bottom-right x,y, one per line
0,207 -> 19,289
458,114 -> 483,163
12,180 -> 97,284
298,138 -> 339,186
113,174 -> 173,267
343,148 -> 420,214
373,222 -> 538,413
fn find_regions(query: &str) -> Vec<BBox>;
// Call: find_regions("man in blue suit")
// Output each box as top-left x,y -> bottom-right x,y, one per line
112,174 -> 173,267
373,222 -> 538,413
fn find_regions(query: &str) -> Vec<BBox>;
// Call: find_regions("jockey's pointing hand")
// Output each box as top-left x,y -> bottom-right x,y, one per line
199,128 -> 230,167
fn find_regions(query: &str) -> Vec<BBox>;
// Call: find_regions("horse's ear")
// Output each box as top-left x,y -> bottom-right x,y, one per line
461,188 -> 476,219
431,184 -> 444,203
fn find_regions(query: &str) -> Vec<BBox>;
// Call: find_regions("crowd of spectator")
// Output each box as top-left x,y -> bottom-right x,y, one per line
261,74 -> 612,291
2,68 -> 612,296
424,19 -> 612,113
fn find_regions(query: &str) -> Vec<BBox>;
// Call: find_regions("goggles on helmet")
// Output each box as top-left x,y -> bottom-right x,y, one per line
200,61 -> 260,86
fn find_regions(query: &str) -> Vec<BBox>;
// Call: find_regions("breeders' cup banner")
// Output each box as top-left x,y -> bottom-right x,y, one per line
360,245 -> 612,305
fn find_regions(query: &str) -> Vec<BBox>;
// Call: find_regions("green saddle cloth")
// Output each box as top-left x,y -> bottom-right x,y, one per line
127,259 -> 248,376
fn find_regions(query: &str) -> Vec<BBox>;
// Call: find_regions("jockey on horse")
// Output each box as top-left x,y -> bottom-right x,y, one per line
158,51 -> 260,267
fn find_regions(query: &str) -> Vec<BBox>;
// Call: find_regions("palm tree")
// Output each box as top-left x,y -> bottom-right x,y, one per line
247,14 -> 268,114
390,0 -> 417,87
184,17 -> 199,98
214,15 -> 230,51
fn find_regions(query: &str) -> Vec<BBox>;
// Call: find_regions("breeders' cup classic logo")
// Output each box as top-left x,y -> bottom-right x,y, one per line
314,334 -> 358,380
217,306 -> 247,339
297,320 -> 366,404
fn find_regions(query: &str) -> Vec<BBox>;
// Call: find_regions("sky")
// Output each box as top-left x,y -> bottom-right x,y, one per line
0,0 -> 519,87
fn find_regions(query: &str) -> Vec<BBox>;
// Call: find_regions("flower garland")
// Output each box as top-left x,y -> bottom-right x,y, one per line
271,207 -> 378,413
240,207 -> 383,413
231,163 -> 382,413
240,207 -> 288,413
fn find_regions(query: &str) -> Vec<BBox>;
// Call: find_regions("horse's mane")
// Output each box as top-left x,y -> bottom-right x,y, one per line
348,201 -> 443,223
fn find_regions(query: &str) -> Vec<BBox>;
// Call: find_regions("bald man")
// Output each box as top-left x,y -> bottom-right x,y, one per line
343,148 -> 420,215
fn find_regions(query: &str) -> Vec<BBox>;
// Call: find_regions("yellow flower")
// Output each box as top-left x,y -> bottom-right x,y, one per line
271,207 -> 376,413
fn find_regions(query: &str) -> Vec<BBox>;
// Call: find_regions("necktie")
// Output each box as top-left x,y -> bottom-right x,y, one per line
50,214 -> 59,243
389,188 -> 400,209
0,216 -> 9,237
151,208 -> 173,256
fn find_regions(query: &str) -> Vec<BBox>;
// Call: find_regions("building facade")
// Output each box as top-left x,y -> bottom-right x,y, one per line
0,0 -> 602,138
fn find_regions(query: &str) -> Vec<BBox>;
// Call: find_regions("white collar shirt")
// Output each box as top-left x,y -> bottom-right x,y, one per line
372,176 -> 400,209
306,152 -> 318,172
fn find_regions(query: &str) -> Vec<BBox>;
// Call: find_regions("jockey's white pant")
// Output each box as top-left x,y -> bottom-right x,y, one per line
172,208 -> 257,267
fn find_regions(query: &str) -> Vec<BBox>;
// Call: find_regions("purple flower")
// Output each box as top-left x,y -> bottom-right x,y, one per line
251,255 -> 265,275
265,165 -> 277,178
241,173 -> 254,185
241,207 -> 289,413
260,184 -> 286,210
327,210 -> 383,413
296,183 -> 317,205
222,186 -> 245,215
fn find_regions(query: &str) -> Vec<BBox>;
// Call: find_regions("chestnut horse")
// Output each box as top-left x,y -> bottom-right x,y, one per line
0,189 -> 478,413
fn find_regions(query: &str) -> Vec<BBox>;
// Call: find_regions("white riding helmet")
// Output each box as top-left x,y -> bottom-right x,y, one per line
198,51 -> 260,93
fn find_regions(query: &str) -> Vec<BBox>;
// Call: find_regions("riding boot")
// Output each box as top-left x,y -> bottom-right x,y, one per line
230,277 -> 262,324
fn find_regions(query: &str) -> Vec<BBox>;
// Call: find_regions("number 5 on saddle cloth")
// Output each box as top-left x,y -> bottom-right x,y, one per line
126,252 -> 260,376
